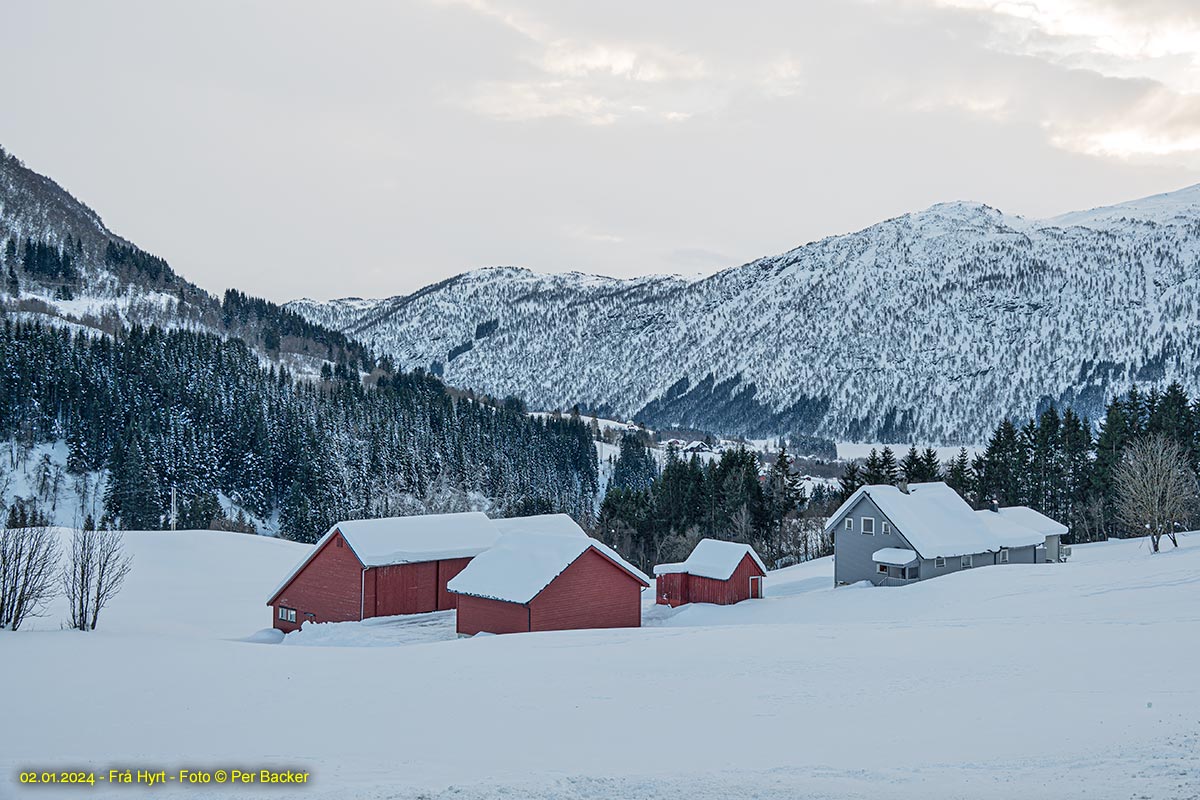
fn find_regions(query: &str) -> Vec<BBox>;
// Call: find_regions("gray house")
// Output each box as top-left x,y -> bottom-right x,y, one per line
826,481 -> 1070,587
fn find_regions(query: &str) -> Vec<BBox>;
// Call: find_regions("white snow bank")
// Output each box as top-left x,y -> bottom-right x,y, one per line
4,530 -> 1199,800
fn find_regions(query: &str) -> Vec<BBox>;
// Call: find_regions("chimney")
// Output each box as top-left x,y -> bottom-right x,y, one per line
897,480 -> 909,494
989,497 -> 1000,513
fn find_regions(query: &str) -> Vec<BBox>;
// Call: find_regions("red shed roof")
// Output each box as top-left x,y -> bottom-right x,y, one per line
653,539 -> 767,580
448,533 -> 649,604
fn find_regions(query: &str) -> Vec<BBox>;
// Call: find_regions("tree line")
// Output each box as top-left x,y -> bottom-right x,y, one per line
596,436 -> 837,573
0,320 -> 599,542
836,382 -> 1200,544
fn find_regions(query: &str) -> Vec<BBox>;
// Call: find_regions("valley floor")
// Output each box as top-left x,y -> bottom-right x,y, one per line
4,529 -> 1199,799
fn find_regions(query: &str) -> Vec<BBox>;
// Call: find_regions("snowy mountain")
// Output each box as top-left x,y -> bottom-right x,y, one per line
0,145 -> 366,373
289,187 -> 1200,444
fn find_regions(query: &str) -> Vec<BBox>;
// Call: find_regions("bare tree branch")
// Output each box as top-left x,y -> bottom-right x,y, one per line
0,525 -> 59,631
1115,434 -> 1199,553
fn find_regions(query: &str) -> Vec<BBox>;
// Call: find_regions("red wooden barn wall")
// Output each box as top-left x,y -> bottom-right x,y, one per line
271,530 -> 363,631
530,548 -> 643,631
436,558 -> 472,611
655,572 -> 688,607
456,593 -> 529,635
373,561 -> 438,615
274,534 -> 480,629
655,553 -> 764,608
455,548 -> 645,636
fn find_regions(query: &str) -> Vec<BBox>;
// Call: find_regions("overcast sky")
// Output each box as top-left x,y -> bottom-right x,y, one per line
3,0 -> 1199,301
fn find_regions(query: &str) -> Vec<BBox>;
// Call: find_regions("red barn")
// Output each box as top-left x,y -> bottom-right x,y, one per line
654,539 -> 766,607
266,512 -> 502,631
448,533 -> 650,636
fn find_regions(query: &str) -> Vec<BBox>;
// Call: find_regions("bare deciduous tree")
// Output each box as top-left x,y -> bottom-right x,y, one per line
1115,434 -> 1199,553
0,525 -> 59,630
63,528 -> 132,631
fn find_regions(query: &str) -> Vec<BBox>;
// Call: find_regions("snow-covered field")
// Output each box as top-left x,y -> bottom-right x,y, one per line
5,528 -> 1199,799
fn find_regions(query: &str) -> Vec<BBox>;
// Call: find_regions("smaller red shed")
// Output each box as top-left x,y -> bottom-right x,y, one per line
654,539 -> 766,607
448,533 -> 650,636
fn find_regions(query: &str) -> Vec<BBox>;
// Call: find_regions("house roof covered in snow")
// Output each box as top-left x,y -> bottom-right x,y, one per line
653,539 -> 767,580
447,533 -> 650,605
984,506 -> 1069,538
872,547 -> 918,566
825,482 -> 1050,559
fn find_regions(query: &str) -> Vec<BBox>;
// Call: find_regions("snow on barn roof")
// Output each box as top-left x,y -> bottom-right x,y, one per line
267,512 -> 500,604
447,533 -> 650,605
825,482 -> 1048,559
493,513 -> 586,539
331,512 -> 500,564
653,539 -> 767,580
872,547 -> 918,566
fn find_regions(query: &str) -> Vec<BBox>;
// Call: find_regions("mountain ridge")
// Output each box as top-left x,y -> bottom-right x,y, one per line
287,183 -> 1200,444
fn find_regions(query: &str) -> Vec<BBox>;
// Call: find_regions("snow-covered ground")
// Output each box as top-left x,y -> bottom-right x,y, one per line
5,528 -> 1199,799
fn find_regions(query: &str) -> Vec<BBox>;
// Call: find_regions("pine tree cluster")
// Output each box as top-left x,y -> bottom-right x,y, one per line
0,320 -> 599,540
835,382 -> 1200,543
599,437 -> 836,572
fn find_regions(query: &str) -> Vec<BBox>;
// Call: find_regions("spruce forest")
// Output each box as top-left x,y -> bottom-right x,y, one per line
0,319 -> 598,541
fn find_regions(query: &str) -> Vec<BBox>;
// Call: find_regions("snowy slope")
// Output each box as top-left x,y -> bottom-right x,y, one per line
4,528 -> 1198,799
289,185 -> 1200,444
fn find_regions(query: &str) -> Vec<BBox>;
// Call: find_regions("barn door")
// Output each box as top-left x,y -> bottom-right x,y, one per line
749,575 -> 763,599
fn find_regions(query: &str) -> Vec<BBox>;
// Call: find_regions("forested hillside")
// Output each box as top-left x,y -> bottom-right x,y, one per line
291,188 -> 1200,444
0,320 -> 598,540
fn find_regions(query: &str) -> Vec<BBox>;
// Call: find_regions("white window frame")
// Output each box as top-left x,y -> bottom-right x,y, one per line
1000,548 -> 1009,564
935,556 -> 946,568
278,606 -> 296,623
278,606 -> 287,621
881,521 -> 891,535
844,518 -> 853,531
876,563 -> 888,574
961,554 -> 973,568
861,517 -> 875,535
288,608 -> 296,623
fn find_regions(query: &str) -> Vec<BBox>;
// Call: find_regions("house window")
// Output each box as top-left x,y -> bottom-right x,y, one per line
1000,548 -> 1009,564
278,606 -> 296,623
337,539 -> 343,548
935,556 -> 946,568
877,564 -> 888,574
844,518 -> 853,531
961,555 -> 973,568
904,567 -> 918,580
861,517 -> 875,535
881,521 -> 890,535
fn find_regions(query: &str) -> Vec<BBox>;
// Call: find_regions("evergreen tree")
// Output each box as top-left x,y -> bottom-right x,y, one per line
878,446 -> 899,483
611,433 -> 658,492
900,446 -> 922,483
1092,398 -> 1130,526
944,447 -> 974,499
838,461 -> 863,503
